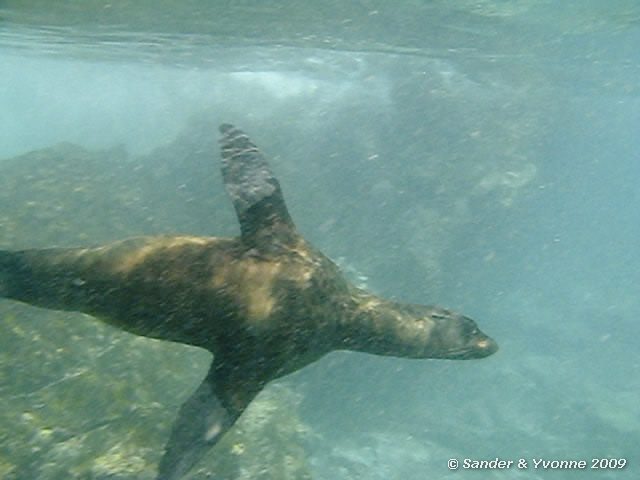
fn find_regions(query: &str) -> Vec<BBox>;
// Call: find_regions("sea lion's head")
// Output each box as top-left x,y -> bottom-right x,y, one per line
422,307 -> 498,360
344,299 -> 498,360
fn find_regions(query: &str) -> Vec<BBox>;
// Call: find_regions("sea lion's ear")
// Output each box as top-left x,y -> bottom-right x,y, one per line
218,124 -> 298,248
156,363 -> 258,480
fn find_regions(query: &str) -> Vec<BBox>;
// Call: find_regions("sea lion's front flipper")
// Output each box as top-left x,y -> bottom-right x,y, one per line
156,363 -> 260,480
219,124 -> 297,248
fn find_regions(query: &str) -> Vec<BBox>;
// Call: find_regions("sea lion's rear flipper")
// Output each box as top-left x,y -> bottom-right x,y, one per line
219,124 -> 298,248
156,363 -> 260,480
0,250 -> 10,297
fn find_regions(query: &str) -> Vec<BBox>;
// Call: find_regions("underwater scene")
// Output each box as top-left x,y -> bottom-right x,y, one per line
0,1 -> 639,479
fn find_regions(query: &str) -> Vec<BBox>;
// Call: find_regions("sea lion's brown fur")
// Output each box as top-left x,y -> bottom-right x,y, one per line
0,124 -> 497,479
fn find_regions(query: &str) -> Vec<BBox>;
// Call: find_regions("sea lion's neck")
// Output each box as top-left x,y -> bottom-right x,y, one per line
337,288 -> 497,361
337,289 -> 433,358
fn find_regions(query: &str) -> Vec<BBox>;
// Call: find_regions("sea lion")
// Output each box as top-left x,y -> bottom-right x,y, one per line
0,124 -> 498,479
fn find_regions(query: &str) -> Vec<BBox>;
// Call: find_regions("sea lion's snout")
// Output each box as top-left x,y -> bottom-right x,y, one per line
473,335 -> 499,358
459,315 -> 498,359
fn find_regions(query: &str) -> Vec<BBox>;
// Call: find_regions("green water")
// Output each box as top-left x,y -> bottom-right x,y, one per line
1,1 -> 638,479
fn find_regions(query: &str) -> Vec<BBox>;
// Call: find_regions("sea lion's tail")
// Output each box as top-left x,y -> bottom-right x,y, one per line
0,250 -> 23,299
0,250 -> 10,297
